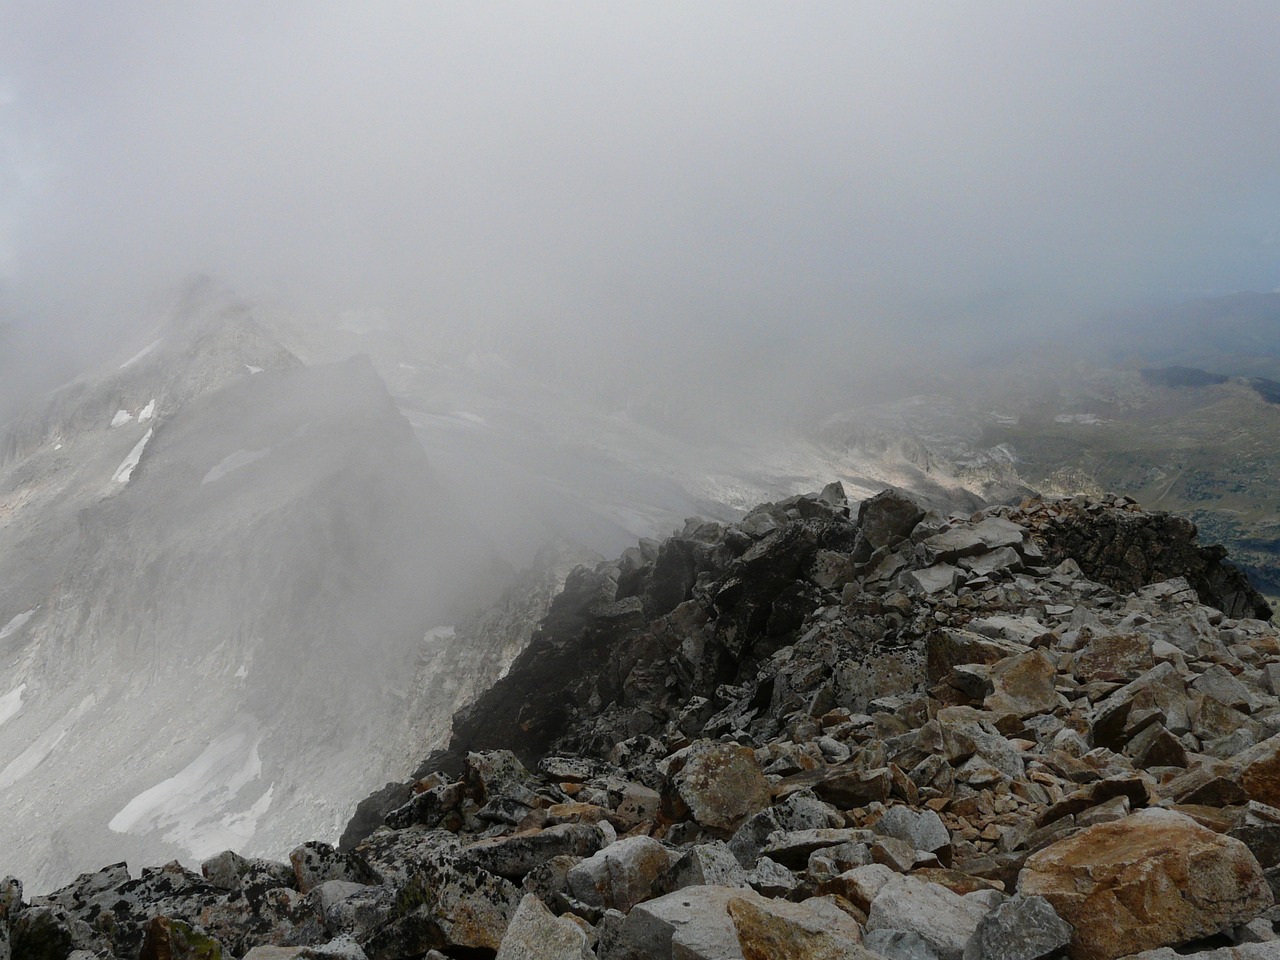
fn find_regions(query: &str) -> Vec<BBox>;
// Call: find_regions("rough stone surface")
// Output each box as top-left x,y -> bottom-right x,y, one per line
494,894 -> 593,960
1019,808 -> 1273,960
670,742 -> 772,835
567,836 -> 672,913
961,894 -> 1071,960
867,876 -> 988,960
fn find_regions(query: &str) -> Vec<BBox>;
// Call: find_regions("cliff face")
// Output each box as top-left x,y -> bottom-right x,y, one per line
5,485 -> 1280,960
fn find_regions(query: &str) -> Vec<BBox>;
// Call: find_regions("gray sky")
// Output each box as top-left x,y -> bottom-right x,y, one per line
2,1 -> 1279,407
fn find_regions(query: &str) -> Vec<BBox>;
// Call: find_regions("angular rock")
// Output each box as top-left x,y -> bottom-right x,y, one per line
873,807 -> 951,864
728,792 -> 844,867
597,884 -> 747,960
927,630 -> 1030,687
494,894 -> 593,960
812,767 -> 893,807
354,827 -> 461,888
857,489 -> 927,555
1192,664 -> 1258,713
961,894 -> 1071,960
665,843 -> 749,891
746,858 -> 800,898
866,876 -> 987,960
600,885 -> 866,960
922,517 -> 1025,564
289,843 -> 376,894
139,916 -> 225,960
906,564 -> 962,595
567,836 -> 672,913
1241,735 -> 1280,809
464,823 -> 607,879
1019,808 -> 1273,960
1073,633 -> 1154,684
984,648 -> 1060,718
362,852 -> 521,956
959,546 -> 1024,579
864,929 -> 943,960
670,742 -> 771,835
726,895 -> 868,960
1092,663 -> 1191,750
761,829 -> 872,870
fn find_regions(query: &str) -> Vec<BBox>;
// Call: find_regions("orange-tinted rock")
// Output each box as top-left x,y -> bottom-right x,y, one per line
1240,734 -> 1280,808
728,896 -> 871,960
985,648 -> 1060,718
1018,808 -> 1271,960
670,741 -> 771,835
1073,633 -> 1154,683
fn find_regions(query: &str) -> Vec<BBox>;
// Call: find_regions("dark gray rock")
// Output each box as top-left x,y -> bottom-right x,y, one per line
962,894 -> 1072,960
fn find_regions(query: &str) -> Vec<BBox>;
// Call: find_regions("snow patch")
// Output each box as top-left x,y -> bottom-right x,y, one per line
108,716 -> 271,858
0,608 -> 37,641
111,410 -> 133,427
1054,413 -> 1104,425
202,448 -> 270,485
0,693 -> 96,791
234,665 -> 248,679
112,428 -> 153,483
245,364 -> 263,374
0,683 -> 26,727
119,339 -> 161,370
138,399 -> 156,422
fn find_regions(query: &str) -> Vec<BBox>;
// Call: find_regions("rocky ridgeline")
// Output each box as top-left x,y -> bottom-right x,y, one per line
4,486 -> 1280,960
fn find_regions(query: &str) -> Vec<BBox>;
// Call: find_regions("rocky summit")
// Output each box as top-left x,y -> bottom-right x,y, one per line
4,484 -> 1280,960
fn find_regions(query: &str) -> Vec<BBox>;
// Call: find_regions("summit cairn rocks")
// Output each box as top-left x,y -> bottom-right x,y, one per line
6,488 -> 1279,960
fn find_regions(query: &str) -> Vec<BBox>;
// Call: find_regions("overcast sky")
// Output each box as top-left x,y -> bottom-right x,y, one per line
2,1 -> 1279,401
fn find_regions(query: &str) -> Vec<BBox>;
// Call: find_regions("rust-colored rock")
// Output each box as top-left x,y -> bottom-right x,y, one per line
728,896 -> 869,960
1018,808 -> 1272,960
1240,734 -> 1280,809
1073,633 -> 1154,683
670,741 -> 772,835
985,648 -> 1060,718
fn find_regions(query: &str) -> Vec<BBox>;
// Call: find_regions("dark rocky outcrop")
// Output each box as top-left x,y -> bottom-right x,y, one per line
1026,496 -> 1271,621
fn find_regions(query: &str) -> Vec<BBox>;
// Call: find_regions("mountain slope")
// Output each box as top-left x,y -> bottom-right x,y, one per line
0,306 -> 503,892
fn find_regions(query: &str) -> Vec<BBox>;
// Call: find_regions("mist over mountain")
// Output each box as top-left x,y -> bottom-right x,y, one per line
2,7 -> 1280,954
0,292 -> 510,891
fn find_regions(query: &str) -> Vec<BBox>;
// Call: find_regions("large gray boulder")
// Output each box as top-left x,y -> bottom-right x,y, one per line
962,894 -> 1071,960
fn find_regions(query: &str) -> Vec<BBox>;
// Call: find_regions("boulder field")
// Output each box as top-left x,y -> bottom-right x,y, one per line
4,485 -> 1280,960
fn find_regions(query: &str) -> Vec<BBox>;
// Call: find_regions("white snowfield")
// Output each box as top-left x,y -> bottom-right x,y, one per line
0,683 -> 26,727
202,448 -> 271,485
0,693 -> 96,792
112,429 -> 153,484
0,608 -> 37,641
111,410 -> 133,427
119,339 -> 162,370
138,399 -> 156,422
108,716 -> 274,860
